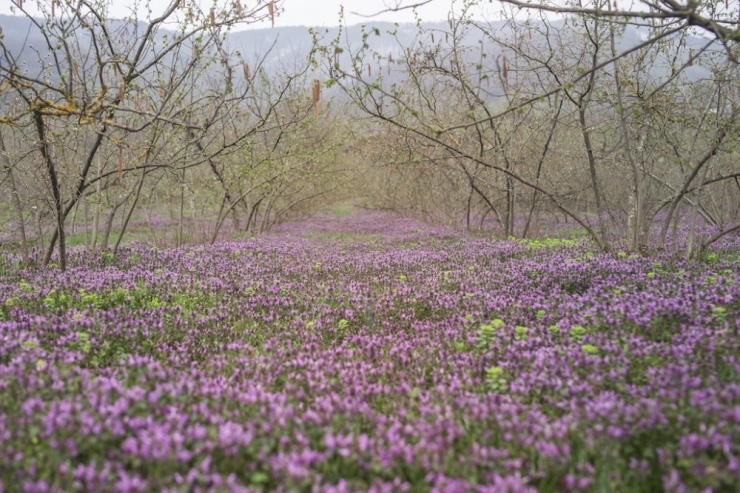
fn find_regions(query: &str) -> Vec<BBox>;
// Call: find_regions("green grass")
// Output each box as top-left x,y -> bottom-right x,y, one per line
64,231 -> 121,248
329,203 -> 356,216
306,230 -> 380,244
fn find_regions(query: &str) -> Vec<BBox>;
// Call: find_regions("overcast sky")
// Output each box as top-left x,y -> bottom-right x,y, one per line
0,0 -> 504,30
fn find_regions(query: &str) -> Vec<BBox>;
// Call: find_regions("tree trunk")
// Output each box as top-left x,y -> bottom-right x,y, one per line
609,25 -> 642,253
686,162 -> 711,259
260,199 -> 274,233
35,207 -> 44,252
524,101 -> 562,240
579,106 -> 610,250
101,210 -> 116,251
178,168 -> 186,248
0,132 -> 30,266
91,156 -> 102,253
508,178 -> 516,237
113,169 -> 146,258
626,192 -> 637,250
70,201 -> 80,239
35,112 -> 66,271
100,187 -> 134,251
247,198 -> 263,235
502,179 -> 509,237
659,136 -> 725,250
84,195 -> 90,250
210,195 -> 229,244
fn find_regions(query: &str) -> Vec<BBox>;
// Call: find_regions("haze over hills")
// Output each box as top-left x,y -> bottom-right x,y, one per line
0,14 -> 448,71
0,12 -> 715,98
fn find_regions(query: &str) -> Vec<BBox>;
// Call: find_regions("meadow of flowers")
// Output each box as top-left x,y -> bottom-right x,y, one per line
0,211 -> 739,492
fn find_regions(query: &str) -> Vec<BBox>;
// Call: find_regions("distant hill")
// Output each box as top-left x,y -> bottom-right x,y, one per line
0,14 -> 714,101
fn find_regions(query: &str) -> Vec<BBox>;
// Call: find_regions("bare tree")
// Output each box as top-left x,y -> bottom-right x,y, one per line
0,0 -> 288,269
318,0 -> 740,255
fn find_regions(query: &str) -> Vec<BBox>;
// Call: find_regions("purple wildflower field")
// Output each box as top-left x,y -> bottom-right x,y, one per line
1,211 -> 739,492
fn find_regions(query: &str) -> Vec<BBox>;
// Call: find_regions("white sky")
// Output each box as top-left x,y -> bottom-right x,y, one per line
0,0 -> 495,30
274,0 -> 457,27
